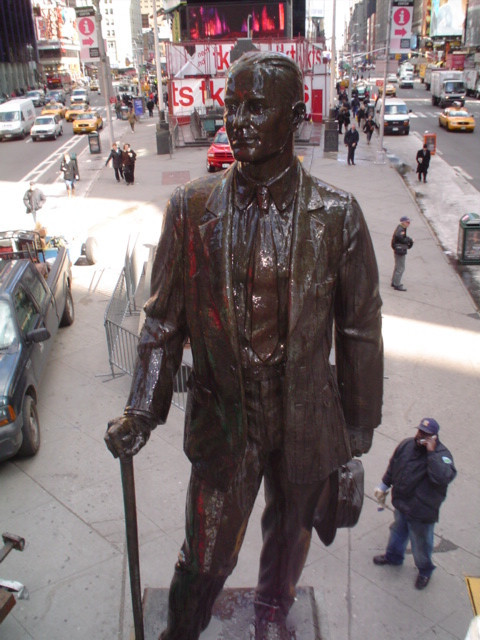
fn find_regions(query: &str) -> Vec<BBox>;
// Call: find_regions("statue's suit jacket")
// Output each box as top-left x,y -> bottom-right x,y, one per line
128,160 -> 383,491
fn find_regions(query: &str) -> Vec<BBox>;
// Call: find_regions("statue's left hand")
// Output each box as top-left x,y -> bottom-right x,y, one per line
348,428 -> 374,457
104,414 -> 153,459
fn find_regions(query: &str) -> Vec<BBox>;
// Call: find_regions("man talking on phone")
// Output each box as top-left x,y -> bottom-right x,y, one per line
372,418 -> 456,590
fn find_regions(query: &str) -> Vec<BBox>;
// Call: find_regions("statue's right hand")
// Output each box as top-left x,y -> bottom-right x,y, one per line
104,415 -> 152,459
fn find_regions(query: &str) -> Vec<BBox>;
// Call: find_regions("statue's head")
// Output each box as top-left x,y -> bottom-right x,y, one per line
224,52 -> 306,167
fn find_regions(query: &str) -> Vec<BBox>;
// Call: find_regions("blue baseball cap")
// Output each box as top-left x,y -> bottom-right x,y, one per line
417,418 -> 440,435
400,216 -> 411,222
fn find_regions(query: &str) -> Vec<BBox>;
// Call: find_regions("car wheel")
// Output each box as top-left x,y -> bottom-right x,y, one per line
60,127 -> 63,136
18,395 -> 40,457
32,137 -> 37,142
207,162 -> 215,173
60,288 -> 74,327
85,236 -> 99,265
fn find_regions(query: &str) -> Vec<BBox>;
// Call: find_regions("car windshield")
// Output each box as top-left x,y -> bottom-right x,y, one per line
27,91 -> 40,97
0,111 -> 20,122
445,81 -> 465,92
448,110 -> 469,117
35,117 -> 53,125
79,113 -> 96,120
385,104 -> 408,115
0,300 -> 17,349
213,131 -> 229,144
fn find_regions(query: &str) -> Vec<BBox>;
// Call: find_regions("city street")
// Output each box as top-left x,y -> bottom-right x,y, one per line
390,80 -> 480,190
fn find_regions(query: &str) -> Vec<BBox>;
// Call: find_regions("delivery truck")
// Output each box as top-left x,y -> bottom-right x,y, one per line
430,70 -> 466,107
463,69 -> 480,98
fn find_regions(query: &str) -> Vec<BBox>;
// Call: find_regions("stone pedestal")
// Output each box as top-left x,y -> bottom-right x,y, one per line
141,586 -> 330,640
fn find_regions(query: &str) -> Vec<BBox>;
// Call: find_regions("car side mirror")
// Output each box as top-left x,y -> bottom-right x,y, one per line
26,327 -> 51,344
409,109 -> 412,113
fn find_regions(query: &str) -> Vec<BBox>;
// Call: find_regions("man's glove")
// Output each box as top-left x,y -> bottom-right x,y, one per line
374,487 -> 388,507
104,414 -> 155,460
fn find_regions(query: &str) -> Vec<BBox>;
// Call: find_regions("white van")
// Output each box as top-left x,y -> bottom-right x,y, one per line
0,99 -> 36,140
374,98 -> 410,135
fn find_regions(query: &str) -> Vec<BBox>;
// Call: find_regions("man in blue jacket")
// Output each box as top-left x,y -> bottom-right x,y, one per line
373,418 -> 456,589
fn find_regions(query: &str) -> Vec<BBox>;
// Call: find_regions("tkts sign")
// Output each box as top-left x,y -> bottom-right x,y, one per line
390,0 -> 414,54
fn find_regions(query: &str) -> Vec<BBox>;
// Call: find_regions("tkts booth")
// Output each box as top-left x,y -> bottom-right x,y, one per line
165,39 -> 331,125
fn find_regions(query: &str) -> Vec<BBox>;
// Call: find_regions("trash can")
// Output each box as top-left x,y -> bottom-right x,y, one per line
423,131 -> 436,155
323,116 -> 339,152
88,131 -> 101,154
457,213 -> 480,264
120,105 -> 129,120
156,122 -> 170,155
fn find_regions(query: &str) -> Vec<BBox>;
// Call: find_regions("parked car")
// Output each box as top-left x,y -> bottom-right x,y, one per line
26,90 -> 46,107
31,114 -> 63,141
72,110 -> 103,134
207,126 -> 234,172
41,102 -> 67,119
65,103 -> 90,122
0,230 -> 74,463
45,89 -> 66,105
438,106 -> 475,132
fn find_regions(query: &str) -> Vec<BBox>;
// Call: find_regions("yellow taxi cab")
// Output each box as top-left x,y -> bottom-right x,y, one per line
72,110 -> 103,134
438,106 -> 475,132
90,79 -> 99,92
379,83 -> 396,97
41,102 -> 67,118
65,103 -> 90,122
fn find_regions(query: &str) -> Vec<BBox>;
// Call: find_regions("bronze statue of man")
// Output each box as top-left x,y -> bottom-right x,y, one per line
105,51 -> 383,640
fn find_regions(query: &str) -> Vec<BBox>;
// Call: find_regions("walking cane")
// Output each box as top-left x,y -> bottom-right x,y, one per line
120,456 -> 145,640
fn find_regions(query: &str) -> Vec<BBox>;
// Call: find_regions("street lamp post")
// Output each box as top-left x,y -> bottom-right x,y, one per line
377,0 -> 393,164
92,0 -> 114,149
152,0 -> 166,122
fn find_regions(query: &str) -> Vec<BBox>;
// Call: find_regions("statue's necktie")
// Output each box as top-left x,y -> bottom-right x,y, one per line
250,186 -> 279,362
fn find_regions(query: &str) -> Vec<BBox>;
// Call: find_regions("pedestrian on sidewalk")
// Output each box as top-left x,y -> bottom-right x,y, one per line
416,143 -> 431,183
146,98 -> 154,117
344,123 -> 359,165
127,107 -> 137,132
363,115 -> 375,144
105,142 -> 124,182
60,153 -> 79,197
122,143 -> 136,185
357,103 -> 366,130
373,418 -> 456,590
391,216 -> 414,291
23,181 -> 46,224
114,97 -> 122,120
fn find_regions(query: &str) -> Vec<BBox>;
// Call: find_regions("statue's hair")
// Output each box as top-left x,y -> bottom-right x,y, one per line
228,51 -> 304,104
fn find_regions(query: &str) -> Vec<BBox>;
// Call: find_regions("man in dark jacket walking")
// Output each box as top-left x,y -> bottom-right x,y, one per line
391,215 -> 413,291
23,182 -> 46,224
373,418 -> 456,590
416,143 -> 431,182
344,123 -> 359,165
105,142 -> 124,182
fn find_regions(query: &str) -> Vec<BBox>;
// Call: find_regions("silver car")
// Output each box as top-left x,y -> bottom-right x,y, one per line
31,114 -> 63,141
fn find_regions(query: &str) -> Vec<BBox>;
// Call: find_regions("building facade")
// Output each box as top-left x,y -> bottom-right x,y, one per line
0,0 -> 38,96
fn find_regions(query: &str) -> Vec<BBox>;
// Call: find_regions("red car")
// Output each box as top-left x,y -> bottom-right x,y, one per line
207,127 -> 234,172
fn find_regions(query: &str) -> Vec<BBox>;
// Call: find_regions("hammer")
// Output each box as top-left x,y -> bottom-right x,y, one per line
0,533 -> 25,564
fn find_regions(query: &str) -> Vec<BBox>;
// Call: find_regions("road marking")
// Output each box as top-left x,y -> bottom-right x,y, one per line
21,135 -> 84,183
453,166 -> 473,180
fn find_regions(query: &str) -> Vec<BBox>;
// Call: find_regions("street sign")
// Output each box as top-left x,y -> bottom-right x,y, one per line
390,0 -> 413,54
75,6 -> 95,18
77,15 -> 100,61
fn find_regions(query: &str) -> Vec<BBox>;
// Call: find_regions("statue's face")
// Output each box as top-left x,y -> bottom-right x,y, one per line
224,65 -> 296,165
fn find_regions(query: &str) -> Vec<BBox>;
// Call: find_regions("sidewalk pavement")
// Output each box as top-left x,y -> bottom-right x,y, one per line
1,114 -> 479,640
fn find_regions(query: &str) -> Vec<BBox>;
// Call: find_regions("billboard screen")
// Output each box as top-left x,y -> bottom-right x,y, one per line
430,0 -> 467,36
187,3 -> 285,40
465,0 -> 480,45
